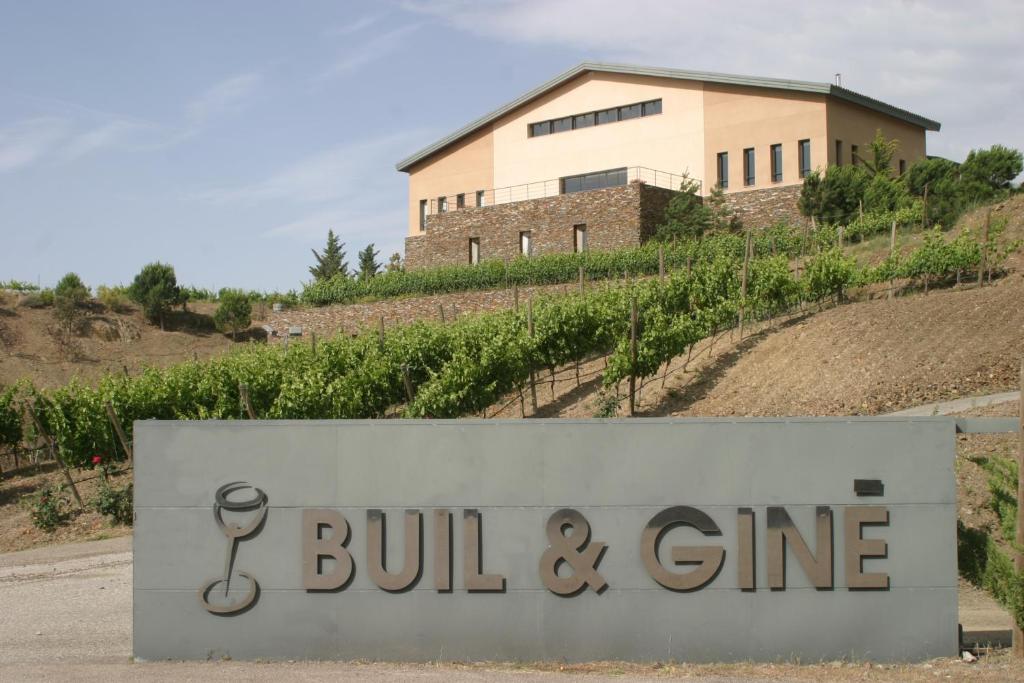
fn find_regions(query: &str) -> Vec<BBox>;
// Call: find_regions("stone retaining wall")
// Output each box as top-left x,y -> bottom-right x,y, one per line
723,184 -> 808,228
405,181 -> 678,270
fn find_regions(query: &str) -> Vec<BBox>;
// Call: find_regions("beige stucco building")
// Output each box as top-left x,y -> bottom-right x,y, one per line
397,63 -> 939,269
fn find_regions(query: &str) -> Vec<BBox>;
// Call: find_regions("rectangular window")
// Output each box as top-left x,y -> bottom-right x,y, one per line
743,148 -> 755,186
437,196 -> 448,213
573,224 -> 587,253
619,103 -> 642,120
456,193 -> 465,209
716,152 -> 729,189
771,144 -> 783,183
551,116 -> 572,133
419,199 -> 427,230
476,190 -> 485,207
469,238 -> 480,265
798,139 -> 811,178
851,144 -> 859,166
597,108 -> 618,125
835,139 -> 843,166
529,121 -> 550,137
899,159 -> 906,175
642,99 -> 662,116
519,231 -> 532,256
560,167 -> 628,194
573,112 -> 595,129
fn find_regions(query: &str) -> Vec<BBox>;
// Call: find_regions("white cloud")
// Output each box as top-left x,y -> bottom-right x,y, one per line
405,0 -> 1024,161
194,131 -> 423,205
317,24 -> 420,80
59,120 -> 140,162
326,14 -> 381,36
0,117 -> 69,172
185,72 -> 263,125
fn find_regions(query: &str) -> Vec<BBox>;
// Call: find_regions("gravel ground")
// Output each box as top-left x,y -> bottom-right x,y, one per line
2,538 -> 1024,681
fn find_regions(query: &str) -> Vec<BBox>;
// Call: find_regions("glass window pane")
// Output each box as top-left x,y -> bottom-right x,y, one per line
717,152 -> 728,189
551,116 -> 572,133
597,108 -> 618,124
608,168 -> 627,187
530,121 -> 549,137
620,103 -> 641,120
743,148 -> 755,186
643,99 -> 662,116
562,176 -> 583,194
573,112 -> 595,129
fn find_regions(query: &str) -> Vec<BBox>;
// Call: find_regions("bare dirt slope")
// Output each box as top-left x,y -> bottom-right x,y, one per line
0,300 -> 263,390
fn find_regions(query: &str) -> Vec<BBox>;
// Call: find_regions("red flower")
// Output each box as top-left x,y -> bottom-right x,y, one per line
91,455 -> 102,465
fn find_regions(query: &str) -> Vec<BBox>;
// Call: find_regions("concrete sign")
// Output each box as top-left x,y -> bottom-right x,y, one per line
133,418 -> 958,662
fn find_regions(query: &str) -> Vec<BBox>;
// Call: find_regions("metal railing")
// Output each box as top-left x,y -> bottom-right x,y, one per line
425,166 -> 700,219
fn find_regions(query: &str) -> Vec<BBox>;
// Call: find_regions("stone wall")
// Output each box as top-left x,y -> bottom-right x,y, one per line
722,184 -> 807,229
405,181 -> 679,270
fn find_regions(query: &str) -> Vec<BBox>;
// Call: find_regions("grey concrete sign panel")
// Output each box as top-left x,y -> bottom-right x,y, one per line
133,418 -> 958,662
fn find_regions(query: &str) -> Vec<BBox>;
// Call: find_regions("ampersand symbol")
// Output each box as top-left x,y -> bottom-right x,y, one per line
538,508 -> 608,595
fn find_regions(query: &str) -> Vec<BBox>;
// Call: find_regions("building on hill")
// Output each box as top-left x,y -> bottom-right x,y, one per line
397,63 -> 940,269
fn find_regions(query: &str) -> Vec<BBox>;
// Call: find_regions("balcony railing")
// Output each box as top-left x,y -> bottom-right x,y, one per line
425,166 -> 700,218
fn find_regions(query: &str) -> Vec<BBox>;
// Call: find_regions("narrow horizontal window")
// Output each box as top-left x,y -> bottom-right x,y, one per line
597,108 -> 618,125
560,167 -> 628,194
529,121 -> 550,137
551,116 -> 572,133
619,103 -> 642,120
643,99 -> 662,116
573,112 -> 595,129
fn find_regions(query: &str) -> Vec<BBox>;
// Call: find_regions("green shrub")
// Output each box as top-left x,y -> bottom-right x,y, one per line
93,482 -> 133,526
96,285 -> 131,312
129,262 -> 181,327
0,279 -> 40,292
213,289 -> 252,340
0,385 -> 22,448
54,272 -> 89,303
802,248 -> 859,303
26,484 -> 73,532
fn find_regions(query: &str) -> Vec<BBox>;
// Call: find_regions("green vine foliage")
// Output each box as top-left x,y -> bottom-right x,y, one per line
0,385 -> 22,449
0,225 -> 1005,467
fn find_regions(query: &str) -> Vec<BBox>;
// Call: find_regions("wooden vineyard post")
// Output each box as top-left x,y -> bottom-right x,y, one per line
439,304 -> 446,324
739,231 -> 751,340
28,403 -> 84,510
979,209 -> 990,288
239,383 -> 257,419
1016,357 -> 1024,657
658,246 -> 665,281
889,220 -> 897,300
311,331 -> 318,357
378,316 -> 386,347
922,183 -> 929,228
105,401 -> 134,464
401,364 -> 415,404
628,297 -> 638,417
527,299 -> 538,415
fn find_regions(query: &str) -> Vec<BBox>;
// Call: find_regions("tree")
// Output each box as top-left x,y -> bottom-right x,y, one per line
798,164 -> 870,224
654,172 -> 710,241
386,252 -> 403,273
129,262 -> 181,328
704,184 -> 741,232
863,173 -> 912,213
213,289 -> 252,341
960,145 -> 1023,197
53,272 -> 89,336
856,129 -> 899,177
0,385 -> 23,450
309,230 -> 348,280
357,243 -> 381,280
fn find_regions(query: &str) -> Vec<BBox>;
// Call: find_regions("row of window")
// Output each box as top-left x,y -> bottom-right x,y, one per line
528,99 -> 662,138
466,225 -> 588,264
419,190 -> 489,229
716,140 -> 813,189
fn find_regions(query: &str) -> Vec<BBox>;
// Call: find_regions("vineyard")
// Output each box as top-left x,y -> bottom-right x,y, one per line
0,223 -> 1014,484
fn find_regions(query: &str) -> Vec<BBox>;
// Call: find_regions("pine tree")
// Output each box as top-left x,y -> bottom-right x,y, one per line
386,252 -> 403,273
357,243 -> 381,280
309,230 -> 348,281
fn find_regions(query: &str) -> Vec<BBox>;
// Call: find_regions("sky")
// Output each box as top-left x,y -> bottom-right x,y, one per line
1,0 -> 1021,292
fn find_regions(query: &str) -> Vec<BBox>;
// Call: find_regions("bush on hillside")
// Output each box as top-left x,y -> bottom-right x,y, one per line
213,288 -> 252,341
129,262 -> 181,328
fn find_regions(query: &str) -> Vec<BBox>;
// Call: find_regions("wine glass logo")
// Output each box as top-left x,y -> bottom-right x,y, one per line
198,481 -> 268,615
